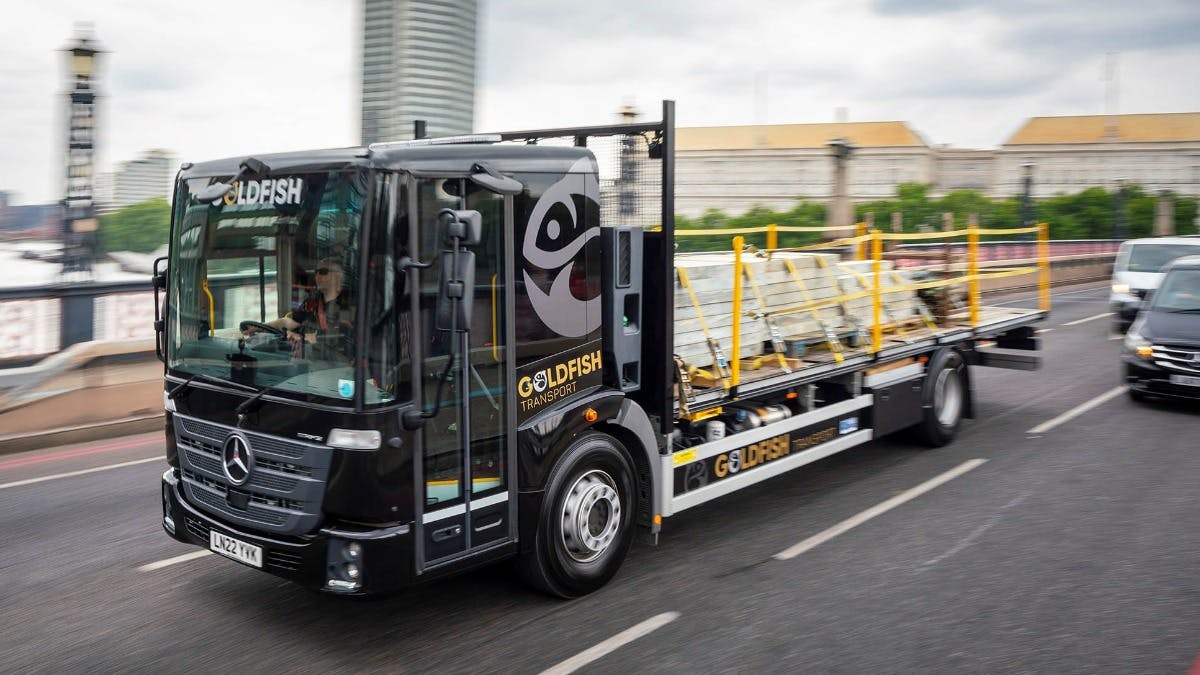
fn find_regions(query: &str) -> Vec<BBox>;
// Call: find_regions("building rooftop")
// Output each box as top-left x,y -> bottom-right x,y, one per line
1004,112 -> 1200,145
676,121 -> 928,151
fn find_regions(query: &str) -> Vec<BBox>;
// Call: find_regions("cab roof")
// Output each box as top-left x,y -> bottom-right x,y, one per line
178,143 -> 597,181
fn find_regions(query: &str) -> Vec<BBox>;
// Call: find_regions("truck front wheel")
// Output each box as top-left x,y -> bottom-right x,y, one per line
518,432 -> 636,598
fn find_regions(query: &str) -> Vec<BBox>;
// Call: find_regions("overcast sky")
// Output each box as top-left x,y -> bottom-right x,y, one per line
1,0 -> 1197,205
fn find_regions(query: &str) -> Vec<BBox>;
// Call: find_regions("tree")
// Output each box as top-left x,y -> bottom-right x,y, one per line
97,198 -> 171,253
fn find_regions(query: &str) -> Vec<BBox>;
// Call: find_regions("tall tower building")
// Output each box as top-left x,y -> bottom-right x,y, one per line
360,0 -> 479,145
96,149 -> 175,214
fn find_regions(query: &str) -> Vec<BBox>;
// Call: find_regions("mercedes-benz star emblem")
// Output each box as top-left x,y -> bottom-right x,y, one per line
222,433 -> 253,485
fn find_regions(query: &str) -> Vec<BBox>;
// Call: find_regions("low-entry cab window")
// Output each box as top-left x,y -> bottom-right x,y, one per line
166,170 -> 391,405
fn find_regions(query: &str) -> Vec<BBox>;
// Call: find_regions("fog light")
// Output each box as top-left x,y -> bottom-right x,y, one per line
345,563 -> 360,580
346,542 -> 362,559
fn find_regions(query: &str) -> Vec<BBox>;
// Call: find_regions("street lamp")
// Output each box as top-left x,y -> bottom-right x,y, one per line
826,138 -> 856,241
60,25 -> 103,277
1020,162 -> 1035,256
1113,178 -> 1128,240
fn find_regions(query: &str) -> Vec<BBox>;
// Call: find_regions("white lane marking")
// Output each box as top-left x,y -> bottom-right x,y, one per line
990,286 -> 1108,307
773,459 -> 988,561
0,456 -> 160,490
1060,312 -> 1113,326
138,550 -> 213,572
1026,385 -> 1128,435
916,492 -> 1031,573
1108,334 -> 1123,340
540,612 -> 681,675
1036,328 -> 1054,333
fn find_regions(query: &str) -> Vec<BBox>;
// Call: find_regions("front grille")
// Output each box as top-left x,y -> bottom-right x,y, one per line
174,414 -> 332,536
185,516 -> 210,542
267,550 -> 305,573
1153,345 -> 1200,375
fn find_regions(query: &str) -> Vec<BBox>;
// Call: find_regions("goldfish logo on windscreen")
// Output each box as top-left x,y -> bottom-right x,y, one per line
522,157 -> 601,338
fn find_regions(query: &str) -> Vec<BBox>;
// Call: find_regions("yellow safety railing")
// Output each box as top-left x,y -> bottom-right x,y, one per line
677,222 -> 1052,398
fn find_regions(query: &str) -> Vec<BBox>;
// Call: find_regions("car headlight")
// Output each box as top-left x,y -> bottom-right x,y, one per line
1123,331 -> 1154,360
1112,283 -> 1131,295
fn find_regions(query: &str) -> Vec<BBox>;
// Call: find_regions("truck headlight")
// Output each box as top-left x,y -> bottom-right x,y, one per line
1112,283 -> 1131,295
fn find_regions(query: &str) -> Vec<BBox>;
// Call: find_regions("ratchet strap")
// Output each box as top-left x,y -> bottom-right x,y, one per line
677,266 -> 731,390
742,264 -> 791,372
782,258 -> 845,363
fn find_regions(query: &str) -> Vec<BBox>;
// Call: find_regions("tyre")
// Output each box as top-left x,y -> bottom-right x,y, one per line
915,348 -> 967,447
1128,387 -> 1148,403
517,432 -> 636,598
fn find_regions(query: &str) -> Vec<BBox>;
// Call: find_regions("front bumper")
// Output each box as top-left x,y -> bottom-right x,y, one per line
1110,297 -> 1143,325
161,469 -> 414,594
1123,355 -> 1200,401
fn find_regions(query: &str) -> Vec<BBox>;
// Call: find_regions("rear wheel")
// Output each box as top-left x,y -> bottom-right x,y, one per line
517,432 -> 636,598
915,348 -> 967,447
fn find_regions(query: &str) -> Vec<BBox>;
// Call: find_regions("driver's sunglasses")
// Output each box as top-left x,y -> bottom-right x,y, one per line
315,267 -> 331,275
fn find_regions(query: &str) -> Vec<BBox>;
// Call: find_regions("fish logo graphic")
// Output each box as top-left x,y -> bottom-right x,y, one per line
522,157 -> 601,338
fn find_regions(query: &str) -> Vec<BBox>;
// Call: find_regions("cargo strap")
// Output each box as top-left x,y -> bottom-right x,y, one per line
783,258 -> 845,363
673,354 -> 696,413
741,264 -> 791,372
838,264 -> 907,339
677,266 -> 731,389
813,255 -> 868,345
891,270 -> 939,331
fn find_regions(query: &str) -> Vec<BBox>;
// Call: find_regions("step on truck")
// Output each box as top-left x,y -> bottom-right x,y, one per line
155,101 -> 1048,596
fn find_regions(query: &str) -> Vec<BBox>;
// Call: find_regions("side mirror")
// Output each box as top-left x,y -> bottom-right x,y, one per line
436,250 -> 475,332
438,209 -> 482,246
196,181 -> 233,203
469,162 -> 523,195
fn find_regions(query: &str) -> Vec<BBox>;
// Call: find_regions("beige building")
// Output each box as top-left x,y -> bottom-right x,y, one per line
933,147 -> 994,193
675,122 -> 932,218
996,113 -> 1200,199
673,113 -> 1200,218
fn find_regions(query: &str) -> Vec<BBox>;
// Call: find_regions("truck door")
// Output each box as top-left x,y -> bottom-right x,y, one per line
414,180 -> 517,570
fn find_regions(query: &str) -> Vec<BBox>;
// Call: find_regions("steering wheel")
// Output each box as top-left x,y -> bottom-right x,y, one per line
239,320 -> 285,337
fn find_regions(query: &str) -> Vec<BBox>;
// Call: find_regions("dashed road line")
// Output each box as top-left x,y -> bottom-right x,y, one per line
0,456 -> 160,490
1026,386 -> 1128,435
138,550 -> 213,572
773,459 -> 988,561
1060,312 -> 1113,326
540,612 -> 681,675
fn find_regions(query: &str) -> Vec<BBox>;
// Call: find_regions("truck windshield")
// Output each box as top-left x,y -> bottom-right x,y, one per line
166,169 -> 389,404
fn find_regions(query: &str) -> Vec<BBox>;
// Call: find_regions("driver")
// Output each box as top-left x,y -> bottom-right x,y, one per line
246,257 -> 354,360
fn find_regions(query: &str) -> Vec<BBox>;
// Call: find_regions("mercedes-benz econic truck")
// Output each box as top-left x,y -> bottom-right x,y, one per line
156,101 -> 1047,597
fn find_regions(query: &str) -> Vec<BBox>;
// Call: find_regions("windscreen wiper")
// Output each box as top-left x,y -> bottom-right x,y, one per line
168,372 -> 254,400
235,383 -> 287,416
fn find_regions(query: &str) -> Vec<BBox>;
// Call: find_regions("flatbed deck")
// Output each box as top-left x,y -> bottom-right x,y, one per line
676,305 -> 1045,413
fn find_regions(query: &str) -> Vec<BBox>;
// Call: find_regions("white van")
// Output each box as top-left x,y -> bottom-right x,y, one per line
1111,237 -> 1200,331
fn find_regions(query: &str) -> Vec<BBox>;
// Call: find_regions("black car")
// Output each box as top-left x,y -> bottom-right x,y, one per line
1123,255 -> 1200,401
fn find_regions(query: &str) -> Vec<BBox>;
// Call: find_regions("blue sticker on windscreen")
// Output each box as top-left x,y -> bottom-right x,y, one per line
338,379 -> 354,398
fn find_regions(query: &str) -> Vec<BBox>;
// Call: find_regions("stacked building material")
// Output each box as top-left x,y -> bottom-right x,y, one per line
673,251 -> 925,374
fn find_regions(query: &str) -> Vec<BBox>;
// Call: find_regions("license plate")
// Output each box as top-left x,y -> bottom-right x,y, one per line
1169,374 -> 1200,388
210,530 -> 263,568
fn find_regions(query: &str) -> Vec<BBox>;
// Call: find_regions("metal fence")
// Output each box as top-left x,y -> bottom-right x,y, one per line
0,279 -> 154,363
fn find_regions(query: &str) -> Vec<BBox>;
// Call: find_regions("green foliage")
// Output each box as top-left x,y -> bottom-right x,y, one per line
97,198 -> 171,253
676,184 -> 1198,249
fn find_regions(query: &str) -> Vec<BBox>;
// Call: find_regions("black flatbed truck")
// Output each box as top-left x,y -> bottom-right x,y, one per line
156,101 -> 1046,597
